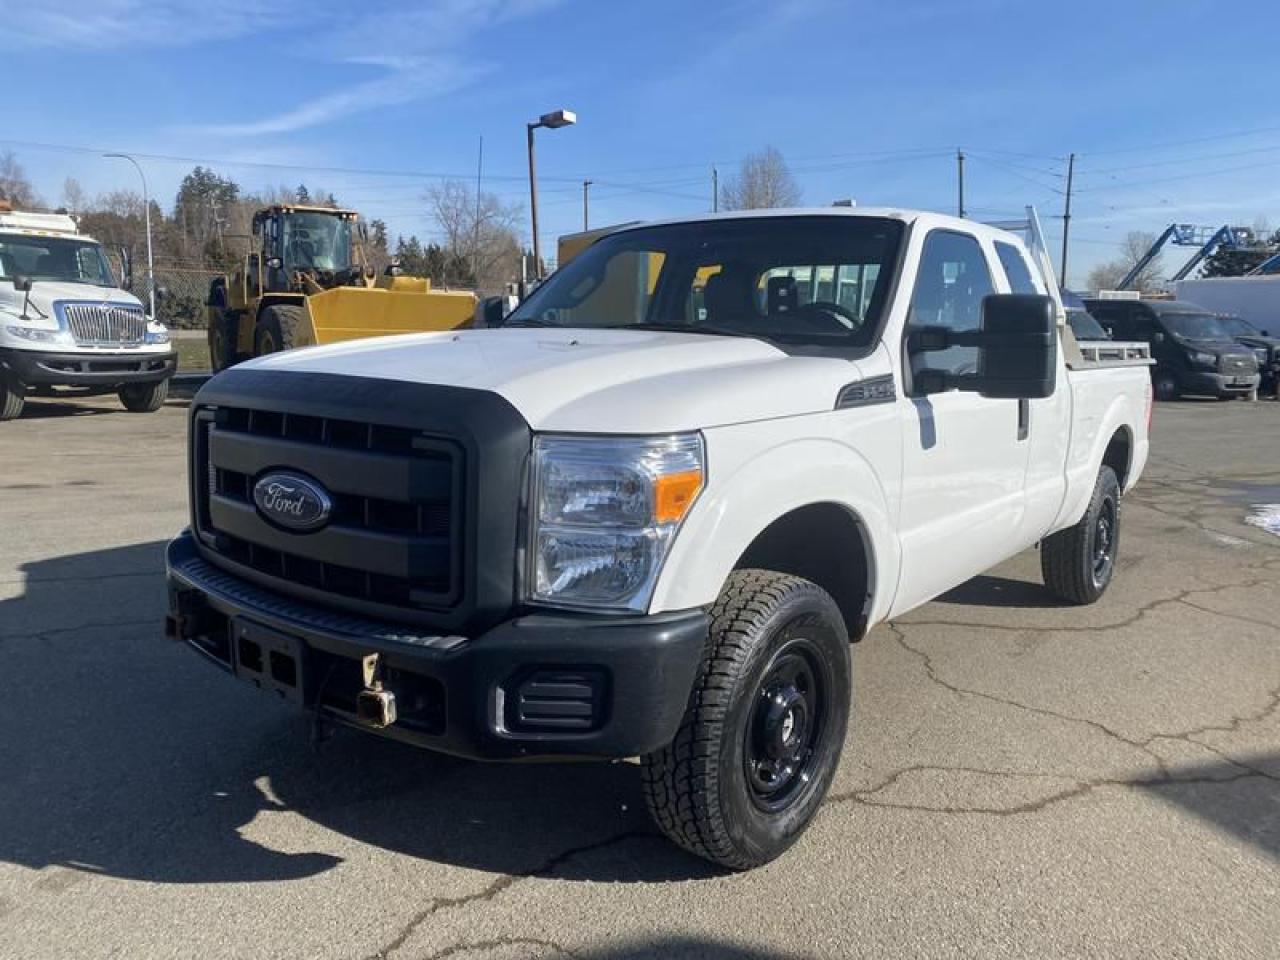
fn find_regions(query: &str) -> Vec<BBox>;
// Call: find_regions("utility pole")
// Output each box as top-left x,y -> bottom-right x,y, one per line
582,179 -> 592,230
474,135 -> 483,285
956,149 -> 966,219
712,166 -> 719,212
1060,152 -> 1076,289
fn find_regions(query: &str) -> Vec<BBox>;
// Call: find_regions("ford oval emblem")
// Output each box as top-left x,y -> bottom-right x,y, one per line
252,472 -> 333,532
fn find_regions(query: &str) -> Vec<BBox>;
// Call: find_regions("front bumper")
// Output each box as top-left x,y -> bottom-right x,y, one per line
165,531 -> 708,760
1177,369 -> 1260,396
0,346 -> 176,387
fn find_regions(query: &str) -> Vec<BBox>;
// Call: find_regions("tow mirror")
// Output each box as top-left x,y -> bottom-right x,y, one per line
909,293 -> 1057,399
473,295 -> 508,328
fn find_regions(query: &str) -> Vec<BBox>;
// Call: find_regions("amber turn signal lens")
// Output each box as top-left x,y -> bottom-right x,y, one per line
654,469 -> 703,524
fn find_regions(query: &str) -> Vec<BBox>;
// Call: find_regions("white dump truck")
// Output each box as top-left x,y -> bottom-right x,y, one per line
0,207 -> 176,420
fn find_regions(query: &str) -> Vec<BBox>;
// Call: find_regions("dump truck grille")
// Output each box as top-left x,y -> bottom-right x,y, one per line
192,404 -> 464,615
59,302 -> 147,345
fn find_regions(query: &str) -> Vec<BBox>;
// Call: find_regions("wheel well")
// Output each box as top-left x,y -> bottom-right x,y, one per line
733,503 -> 872,641
1102,428 -> 1132,491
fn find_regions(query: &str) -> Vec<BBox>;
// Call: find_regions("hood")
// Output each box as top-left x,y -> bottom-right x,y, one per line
245,327 -> 862,432
1,281 -> 143,315
1176,336 -> 1256,356
1233,334 -> 1280,352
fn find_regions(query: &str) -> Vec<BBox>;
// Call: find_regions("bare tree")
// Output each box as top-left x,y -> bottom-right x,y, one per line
719,146 -> 802,211
425,179 -> 523,291
61,177 -> 88,213
1085,231 -> 1164,293
0,152 -> 40,207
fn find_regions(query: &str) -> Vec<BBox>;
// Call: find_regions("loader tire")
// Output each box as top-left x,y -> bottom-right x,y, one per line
254,304 -> 306,357
1041,465 -> 1121,605
642,570 -> 851,870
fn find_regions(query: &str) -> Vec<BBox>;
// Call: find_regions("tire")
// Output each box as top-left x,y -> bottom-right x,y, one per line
1041,465 -> 1121,605
642,569 -> 851,870
1,374 -> 25,421
118,378 -> 169,413
253,304 -> 306,357
1152,371 -> 1178,401
207,282 -> 242,373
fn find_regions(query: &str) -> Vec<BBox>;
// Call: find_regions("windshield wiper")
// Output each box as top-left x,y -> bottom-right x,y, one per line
502,317 -> 561,328
615,323 -> 751,338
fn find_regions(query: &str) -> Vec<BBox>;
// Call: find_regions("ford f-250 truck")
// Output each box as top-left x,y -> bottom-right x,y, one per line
0,208 -> 176,420
166,208 -> 1152,869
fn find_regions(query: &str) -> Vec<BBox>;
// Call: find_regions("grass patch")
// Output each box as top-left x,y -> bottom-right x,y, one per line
174,337 -> 210,373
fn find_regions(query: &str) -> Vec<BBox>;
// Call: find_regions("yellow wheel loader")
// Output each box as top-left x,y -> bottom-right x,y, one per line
207,205 -> 475,371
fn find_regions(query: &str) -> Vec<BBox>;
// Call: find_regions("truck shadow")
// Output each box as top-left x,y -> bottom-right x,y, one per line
14,396 -> 190,419
0,540 -> 711,888
934,573 -> 1069,609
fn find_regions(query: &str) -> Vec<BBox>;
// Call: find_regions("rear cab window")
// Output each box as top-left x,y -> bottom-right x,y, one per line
994,241 -> 1042,295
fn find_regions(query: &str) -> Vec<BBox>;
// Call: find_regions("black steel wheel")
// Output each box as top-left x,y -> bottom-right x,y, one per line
1041,464 -> 1122,604
642,569 -> 851,870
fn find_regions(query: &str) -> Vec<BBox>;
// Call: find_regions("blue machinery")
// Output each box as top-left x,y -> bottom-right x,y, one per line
1118,223 -> 1259,289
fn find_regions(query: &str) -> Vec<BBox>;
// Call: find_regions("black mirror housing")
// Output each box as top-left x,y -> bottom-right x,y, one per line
11,274 -> 32,293
910,294 -> 1057,400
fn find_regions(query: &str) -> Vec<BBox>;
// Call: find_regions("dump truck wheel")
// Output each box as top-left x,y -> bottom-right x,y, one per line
254,304 -> 305,357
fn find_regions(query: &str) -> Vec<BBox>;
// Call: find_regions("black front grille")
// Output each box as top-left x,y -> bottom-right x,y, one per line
194,404 -> 464,615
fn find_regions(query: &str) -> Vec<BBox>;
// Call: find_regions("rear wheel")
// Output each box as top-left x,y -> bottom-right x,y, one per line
253,304 -> 306,358
118,379 -> 169,413
1,374 -> 25,421
642,570 -> 851,870
1041,465 -> 1121,605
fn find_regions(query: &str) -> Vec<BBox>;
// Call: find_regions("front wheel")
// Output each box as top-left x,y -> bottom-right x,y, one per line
1041,465 -> 1121,604
118,379 -> 169,413
642,570 -> 851,870
1,374 -> 25,421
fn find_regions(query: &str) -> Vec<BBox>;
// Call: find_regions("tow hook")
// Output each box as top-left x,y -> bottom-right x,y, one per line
356,653 -> 397,729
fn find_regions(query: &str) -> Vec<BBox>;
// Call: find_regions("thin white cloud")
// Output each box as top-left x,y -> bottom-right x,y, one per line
171,0 -> 558,137
3,0 -> 295,49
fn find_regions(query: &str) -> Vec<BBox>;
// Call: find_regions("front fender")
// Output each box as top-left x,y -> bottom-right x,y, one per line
649,431 -> 900,625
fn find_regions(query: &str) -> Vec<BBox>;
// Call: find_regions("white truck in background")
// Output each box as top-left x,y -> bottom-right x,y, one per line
166,207 -> 1152,869
0,207 -> 176,420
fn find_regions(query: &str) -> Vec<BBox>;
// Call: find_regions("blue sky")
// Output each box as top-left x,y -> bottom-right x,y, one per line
6,0 -> 1280,286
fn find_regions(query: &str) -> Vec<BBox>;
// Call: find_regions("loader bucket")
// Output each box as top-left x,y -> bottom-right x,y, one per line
305,286 -> 476,346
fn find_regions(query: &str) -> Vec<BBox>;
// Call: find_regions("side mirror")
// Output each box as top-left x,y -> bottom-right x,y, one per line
909,293 -> 1057,399
118,247 -> 133,289
473,295 -> 507,328
11,275 -> 32,293
1152,331 -> 1165,344
1261,329 -> 1270,337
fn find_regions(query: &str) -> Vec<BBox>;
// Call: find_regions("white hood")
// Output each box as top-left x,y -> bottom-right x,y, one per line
2,281 -> 143,316
245,328 -> 863,432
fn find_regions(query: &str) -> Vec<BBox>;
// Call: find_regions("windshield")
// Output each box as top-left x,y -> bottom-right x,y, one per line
508,216 -> 905,347
1066,308 -> 1109,340
1162,312 -> 1240,340
1218,315 -> 1259,336
0,234 -> 116,286
282,213 -> 352,272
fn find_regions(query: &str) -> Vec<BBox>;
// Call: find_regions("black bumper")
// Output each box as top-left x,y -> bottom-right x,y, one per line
1,347 -> 176,387
165,531 -> 708,761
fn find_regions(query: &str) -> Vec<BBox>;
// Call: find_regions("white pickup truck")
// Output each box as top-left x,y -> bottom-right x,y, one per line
0,208 -> 175,420
166,208 -> 1152,869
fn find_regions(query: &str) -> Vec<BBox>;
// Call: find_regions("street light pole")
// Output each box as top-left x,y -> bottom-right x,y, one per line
525,109 -> 576,280
103,152 -> 155,319
582,179 -> 592,231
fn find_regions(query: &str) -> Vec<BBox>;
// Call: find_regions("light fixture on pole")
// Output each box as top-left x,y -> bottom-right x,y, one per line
103,152 -> 156,319
526,109 -> 576,279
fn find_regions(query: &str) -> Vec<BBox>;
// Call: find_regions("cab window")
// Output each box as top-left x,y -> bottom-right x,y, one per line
994,242 -> 1040,295
907,230 -> 995,376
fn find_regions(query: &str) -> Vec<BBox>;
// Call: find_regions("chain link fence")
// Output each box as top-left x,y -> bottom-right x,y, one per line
106,252 -> 220,329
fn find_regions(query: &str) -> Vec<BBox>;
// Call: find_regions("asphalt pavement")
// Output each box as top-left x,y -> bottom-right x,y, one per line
0,393 -> 1277,959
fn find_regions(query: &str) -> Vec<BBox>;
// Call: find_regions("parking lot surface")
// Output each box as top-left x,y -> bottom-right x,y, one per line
1,394 -> 1277,959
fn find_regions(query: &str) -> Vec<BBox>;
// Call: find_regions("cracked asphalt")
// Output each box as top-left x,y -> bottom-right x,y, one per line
1,393 -> 1277,959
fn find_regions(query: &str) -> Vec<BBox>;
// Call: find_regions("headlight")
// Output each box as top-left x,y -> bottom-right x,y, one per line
145,326 -> 170,345
1190,350 -> 1216,368
6,324 -> 72,345
530,433 -> 704,612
